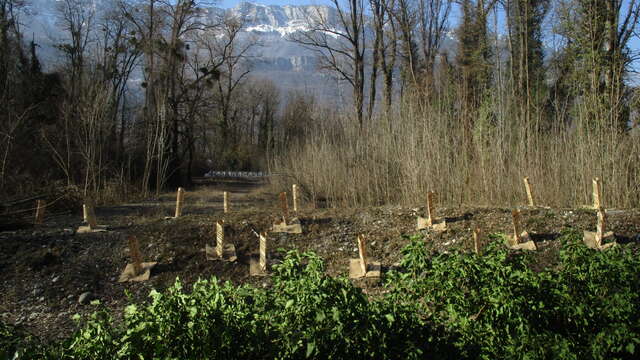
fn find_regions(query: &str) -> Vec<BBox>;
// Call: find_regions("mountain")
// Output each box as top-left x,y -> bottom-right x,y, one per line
21,1 -> 345,101
221,2 -> 341,101
19,1 -> 458,104
231,2 -> 338,38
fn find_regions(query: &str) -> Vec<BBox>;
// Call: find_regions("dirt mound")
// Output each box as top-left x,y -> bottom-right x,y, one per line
1,180 -> 639,342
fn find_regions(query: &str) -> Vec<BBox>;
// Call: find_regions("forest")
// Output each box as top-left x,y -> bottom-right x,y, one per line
1,0 -> 639,206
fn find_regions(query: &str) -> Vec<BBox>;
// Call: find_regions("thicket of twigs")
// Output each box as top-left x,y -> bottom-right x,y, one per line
276,89 -> 640,208
274,0 -> 640,209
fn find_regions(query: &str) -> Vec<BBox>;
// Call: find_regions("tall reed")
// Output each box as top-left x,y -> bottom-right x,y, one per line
274,90 -> 639,209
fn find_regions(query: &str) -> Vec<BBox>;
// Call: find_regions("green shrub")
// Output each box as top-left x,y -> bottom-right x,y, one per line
5,231 -> 640,359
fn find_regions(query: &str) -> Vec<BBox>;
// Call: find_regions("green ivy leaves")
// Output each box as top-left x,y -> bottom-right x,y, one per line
4,230 -> 640,359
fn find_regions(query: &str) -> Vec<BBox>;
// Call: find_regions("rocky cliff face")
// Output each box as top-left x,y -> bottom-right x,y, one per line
217,2 -> 343,99
222,2 -> 341,74
26,1 -> 337,96
230,2 -> 337,36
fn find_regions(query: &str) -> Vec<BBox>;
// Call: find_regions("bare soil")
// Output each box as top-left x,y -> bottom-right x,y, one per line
1,178 -> 639,343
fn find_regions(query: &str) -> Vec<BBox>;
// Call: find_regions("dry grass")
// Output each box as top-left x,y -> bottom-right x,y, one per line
274,92 -> 640,209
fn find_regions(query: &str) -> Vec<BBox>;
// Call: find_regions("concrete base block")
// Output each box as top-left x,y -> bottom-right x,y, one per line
349,259 -> 381,279
205,243 -> 237,262
118,262 -> 157,282
507,232 -> 537,251
272,217 -> 302,234
416,217 -> 447,232
76,225 -> 107,234
249,256 -> 268,276
583,231 -> 616,250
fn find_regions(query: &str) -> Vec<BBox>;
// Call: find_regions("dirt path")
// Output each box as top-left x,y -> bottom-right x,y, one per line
1,178 -> 639,342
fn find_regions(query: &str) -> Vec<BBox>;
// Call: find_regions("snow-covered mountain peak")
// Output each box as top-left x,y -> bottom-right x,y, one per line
227,1 -> 338,37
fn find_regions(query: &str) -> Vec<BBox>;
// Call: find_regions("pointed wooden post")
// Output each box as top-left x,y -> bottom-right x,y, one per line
175,187 -> 185,218
77,198 -> 106,233
85,198 -> 98,229
279,192 -> 289,222
592,178 -> 602,209
216,220 -> 224,258
596,207 -> 606,247
349,235 -> 380,279
473,228 -> 482,254
583,207 -> 616,250
292,184 -> 298,213
417,190 -> 446,231
34,200 -> 45,225
250,231 -> 268,276
118,235 -> 157,282
206,220 -> 236,261
128,235 -> 143,276
357,235 -> 368,275
272,191 -> 302,234
426,191 -> 435,226
523,177 -> 535,207
259,232 -> 267,272
223,191 -> 229,214
82,204 -> 88,223
508,209 -> 536,250
511,210 -> 522,246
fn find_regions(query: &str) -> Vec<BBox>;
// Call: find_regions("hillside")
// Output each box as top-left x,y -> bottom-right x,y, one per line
1,178 -> 639,346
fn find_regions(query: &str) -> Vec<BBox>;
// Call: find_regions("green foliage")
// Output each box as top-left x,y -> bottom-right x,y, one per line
4,232 -> 640,359
386,232 -> 640,359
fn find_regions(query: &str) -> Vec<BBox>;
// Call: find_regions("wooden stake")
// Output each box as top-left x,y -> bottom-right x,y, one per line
216,221 -> 224,258
292,184 -> 298,213
118,235 -> 157,282
82,204 -> 88,223
279,192 -> 289,222
128,236 -> 143,276
85,198 -> 98,229
357,235 -> 368,275
511,210 -> 522,245
596,207 -> 606,247
583,207 -> 617,250
223,191 -> 229,213
583,207 -> 615,250
175,187 -> 185,218
35,200 -> 45,225
523,177 -> 535,207
77,198 -> 107,233
416,191 -> 446,231
259,232 -> 267,272
473,228 -> 481,254
592,178 -> 602,209
349,234 -> 380,279
508,209 -> 536,250
426,191 -> 435,226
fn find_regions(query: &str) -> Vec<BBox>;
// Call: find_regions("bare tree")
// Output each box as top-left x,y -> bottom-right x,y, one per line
290,0 -> 367,127
55,0 -> 96,99
0,0 -> 28,189
368,0 -> 384,120
0,0 -> 26,92
417,0 -> 452,85
391,0 -> 419,89
380,0 -> 398,115
120,0 -> 219,187
196,14 -> 258,155
96,3 -> 142,158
